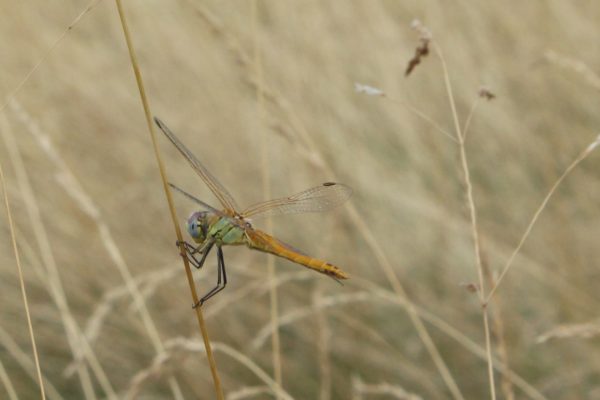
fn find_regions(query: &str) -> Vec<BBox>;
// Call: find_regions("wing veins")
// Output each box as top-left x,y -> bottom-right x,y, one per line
155,117 -> 239,213
168,183 -> 223,216
242,183 -> 352,219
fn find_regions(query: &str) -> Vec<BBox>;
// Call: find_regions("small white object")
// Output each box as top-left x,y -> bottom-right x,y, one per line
354,83 -> 384,96
586,134 -> 600,153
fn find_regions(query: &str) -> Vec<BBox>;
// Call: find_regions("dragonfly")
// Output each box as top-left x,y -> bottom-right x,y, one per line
155,117 -> 352,307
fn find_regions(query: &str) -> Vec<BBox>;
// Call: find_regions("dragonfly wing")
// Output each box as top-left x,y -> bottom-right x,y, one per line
155,117 -> 240,214
168,182 -> 224,216
241,182 -> 352,219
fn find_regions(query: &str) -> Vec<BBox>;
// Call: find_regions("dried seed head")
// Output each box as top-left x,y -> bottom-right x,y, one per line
405,20 -> 431,76
478,87 -> 496,100
460,282 -> 480,294
410,19 -> 432,41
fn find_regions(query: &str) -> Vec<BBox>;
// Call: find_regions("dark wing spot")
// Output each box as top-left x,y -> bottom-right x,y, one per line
323,182 -> 336,186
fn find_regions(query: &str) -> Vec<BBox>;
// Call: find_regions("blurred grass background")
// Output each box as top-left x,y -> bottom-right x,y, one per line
1,0 -> 600,399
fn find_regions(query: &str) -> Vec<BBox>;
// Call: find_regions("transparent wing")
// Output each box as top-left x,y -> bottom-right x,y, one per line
168,183 -> 223,216
241,182 -> 352,219
155,117 -> 239,213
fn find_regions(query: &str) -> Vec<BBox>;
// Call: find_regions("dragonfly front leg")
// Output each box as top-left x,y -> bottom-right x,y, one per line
177,240 -> 214,269
194,246 -> 228,308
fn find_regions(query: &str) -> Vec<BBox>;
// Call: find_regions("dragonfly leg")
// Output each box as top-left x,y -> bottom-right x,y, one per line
193,246 -> 228,308
176,240 -> 199,254
177,240 -> 214,269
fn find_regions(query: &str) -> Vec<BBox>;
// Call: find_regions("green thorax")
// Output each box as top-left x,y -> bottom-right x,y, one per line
206,215 -> 246,246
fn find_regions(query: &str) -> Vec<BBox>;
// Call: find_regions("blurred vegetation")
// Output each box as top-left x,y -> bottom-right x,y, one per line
1,1 -> 600,399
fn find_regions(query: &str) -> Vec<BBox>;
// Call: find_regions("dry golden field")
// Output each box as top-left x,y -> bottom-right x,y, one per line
1,1 -> 600,399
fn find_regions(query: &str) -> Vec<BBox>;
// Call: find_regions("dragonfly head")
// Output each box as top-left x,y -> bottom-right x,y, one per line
186,211 -> 210,243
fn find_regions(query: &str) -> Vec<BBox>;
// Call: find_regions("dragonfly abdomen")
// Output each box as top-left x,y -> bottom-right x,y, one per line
245,230 -> 348,280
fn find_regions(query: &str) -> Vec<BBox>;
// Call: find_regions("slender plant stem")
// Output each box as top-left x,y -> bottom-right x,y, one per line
482,259 -> 515,400
314,287 -> 332,400
485,144 -> 596,303
433,42 -> 496,400
0,151 -> 46,400
385,96 -> 458,143
0,327 -> 64,400
0,360 -> 18,400
1,113 -> 114,399
0,0 -> 101,116
462,98 -> 481,142
252,0 -> 283,395
113,1 -> 223,398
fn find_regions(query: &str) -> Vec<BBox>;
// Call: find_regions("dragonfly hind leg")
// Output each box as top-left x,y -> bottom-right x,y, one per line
194,246 -> 228,308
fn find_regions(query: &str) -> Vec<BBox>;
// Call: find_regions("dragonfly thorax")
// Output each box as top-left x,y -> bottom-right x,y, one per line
186,211 -> 248,246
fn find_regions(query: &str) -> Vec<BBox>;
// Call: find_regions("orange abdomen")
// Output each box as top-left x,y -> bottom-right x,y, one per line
245,229 -> 348,280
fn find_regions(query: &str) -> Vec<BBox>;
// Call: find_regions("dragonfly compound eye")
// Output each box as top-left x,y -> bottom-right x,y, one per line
186,211 -> 207,240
